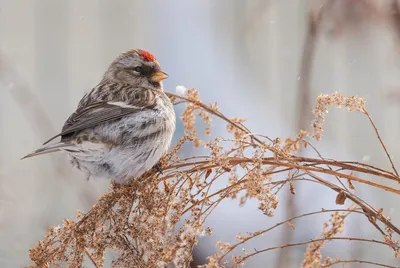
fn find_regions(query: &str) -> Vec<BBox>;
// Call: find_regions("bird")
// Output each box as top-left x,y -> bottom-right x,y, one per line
22,49 -> 176,183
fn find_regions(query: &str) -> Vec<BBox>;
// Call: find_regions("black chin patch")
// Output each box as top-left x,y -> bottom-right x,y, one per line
150,81 -> 161,88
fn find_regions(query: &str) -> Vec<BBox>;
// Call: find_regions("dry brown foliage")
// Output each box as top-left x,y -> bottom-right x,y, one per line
27,89 -> 400,267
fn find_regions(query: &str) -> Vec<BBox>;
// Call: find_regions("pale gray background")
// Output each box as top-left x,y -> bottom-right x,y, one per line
0,0 -> 399,267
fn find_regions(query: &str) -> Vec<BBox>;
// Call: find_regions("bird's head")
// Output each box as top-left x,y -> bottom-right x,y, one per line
103,49 -> 168,90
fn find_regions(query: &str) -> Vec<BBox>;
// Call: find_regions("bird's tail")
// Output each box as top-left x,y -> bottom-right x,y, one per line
21,142 -> 74,160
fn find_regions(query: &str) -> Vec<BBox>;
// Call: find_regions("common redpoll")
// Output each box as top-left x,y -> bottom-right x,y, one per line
23,49 -> 176,182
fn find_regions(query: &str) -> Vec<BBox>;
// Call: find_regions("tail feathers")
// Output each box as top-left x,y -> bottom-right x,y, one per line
21,142 -> 74,160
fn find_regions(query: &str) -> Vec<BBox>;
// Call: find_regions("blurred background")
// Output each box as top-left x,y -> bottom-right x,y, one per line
1,0 -> 400,267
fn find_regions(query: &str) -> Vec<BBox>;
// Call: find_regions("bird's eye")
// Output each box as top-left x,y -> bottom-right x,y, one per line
132,66 -> 142,73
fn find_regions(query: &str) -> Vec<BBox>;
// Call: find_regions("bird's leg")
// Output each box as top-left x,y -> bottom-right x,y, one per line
153,161 -> 163,175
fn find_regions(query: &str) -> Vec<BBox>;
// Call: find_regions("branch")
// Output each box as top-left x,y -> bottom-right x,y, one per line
236,237 -> 396,265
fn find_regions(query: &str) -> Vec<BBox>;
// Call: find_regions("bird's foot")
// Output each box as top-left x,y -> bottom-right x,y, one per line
153,161 -> 163,175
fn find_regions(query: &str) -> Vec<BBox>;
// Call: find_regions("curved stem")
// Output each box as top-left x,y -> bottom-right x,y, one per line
323,259 -> 397,268
237,237 -> 395,266
219,209 -> 365,262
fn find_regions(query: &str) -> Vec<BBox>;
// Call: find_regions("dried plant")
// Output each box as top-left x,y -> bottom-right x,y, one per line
27,89 -> 400,267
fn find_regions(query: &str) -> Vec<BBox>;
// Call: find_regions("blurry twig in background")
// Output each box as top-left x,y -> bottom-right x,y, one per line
0,52 -> 97,208
0,53 -> 56,142
391,0 -> 400,40
0,52 -> 68,180
297,1 -> 332,130
276,2 -> 331,267
321,0 -> 388,38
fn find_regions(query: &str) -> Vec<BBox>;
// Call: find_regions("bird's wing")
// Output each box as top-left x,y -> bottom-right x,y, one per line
43,88 -> 156,145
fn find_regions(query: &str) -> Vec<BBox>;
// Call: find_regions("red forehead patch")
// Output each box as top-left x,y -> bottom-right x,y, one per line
138,50 -> 157,62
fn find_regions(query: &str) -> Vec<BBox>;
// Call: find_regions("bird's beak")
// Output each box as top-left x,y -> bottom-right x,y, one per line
151,71 -> 168,82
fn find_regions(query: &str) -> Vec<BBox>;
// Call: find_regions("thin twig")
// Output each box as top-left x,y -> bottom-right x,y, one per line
84,248 -> 99,268
363,109 -> 399,177
238,237 -> 396,265
323,259 -> 397,268
163,157 -> 400,194
219,208 -> 365,261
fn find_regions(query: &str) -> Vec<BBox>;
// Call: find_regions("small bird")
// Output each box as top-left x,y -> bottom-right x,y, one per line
23,49 -> 176,182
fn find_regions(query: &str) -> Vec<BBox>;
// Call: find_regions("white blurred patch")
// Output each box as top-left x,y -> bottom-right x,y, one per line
175,85 -> 187,96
